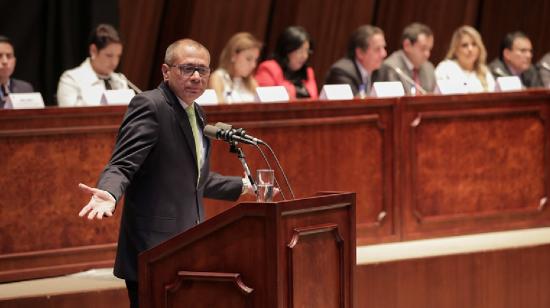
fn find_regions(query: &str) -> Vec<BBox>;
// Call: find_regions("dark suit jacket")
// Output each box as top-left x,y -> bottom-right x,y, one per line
324,57 -> 379,96
324,57 -> 363,96
489,58 -> 543,88
537,52 -> 550,88
97,82 -> 243,281
0,78 -> 34,108
375,50 -> 436,94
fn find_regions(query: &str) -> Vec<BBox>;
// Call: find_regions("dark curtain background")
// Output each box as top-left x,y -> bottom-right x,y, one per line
0,0 -> 118,106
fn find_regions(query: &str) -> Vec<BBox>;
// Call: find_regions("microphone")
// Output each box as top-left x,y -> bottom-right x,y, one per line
121,75 -> 143,94
206,122 -> 296,200
204,124 -> 261,145
387,65 -> 427,94
540,62 -> 550,72
214,122 -> 265,145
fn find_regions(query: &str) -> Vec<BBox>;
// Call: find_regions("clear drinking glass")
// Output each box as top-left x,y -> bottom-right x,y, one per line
256,169 -> 274,202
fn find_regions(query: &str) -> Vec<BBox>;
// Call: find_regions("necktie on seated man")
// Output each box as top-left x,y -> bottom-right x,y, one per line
185,104 -> 203,183
413,69 -> 421,91
100,77 -> 112,90
0,84 -> 9,107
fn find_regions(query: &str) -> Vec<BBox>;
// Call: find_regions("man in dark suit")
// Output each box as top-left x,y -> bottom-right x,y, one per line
78,39 -> 250,308
375,23 -> 436,95
538,52 -> 550,88
489,31 -> 543,88
0,35 -> 34,108
324,25 -> 387,97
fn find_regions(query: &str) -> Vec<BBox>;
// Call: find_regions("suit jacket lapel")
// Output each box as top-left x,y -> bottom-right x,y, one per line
159,82 -> 199,170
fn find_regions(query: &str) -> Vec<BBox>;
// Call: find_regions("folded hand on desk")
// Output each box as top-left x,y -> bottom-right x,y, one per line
78,183 -> 116,220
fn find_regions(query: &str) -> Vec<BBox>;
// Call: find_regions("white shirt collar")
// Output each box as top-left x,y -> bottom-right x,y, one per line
176,96 -> 192,110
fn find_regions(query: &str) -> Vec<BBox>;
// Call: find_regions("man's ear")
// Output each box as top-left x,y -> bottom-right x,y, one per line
89,44 -> 98,60
503,48 -> 512,62
403,39 -> 412,51
161,64 -> 170,81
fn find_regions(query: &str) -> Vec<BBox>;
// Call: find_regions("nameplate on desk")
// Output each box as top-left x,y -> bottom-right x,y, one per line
495,76 -> 522,92
195,89 -> 218,106
435,79 -> 469,95
319,84 -> 354,100
256,86 -> 289,103
4,93 -> 45,109
371,81 -> 405,97
100,89 -> 135,105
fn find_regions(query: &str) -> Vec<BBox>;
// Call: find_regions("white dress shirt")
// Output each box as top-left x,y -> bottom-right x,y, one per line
435,59 -> 495,93
57,58 -> 129,107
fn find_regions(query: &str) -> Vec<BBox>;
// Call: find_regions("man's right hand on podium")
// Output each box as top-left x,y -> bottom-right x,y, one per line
78,183 -> 116,220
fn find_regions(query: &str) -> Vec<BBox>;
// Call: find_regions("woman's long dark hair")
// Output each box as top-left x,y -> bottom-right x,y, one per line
273,26 -> 313,81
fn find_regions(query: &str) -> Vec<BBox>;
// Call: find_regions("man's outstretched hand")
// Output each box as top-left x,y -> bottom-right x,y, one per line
78,183 -> 116,220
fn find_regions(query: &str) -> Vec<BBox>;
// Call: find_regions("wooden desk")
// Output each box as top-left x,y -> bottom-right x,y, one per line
1,90 -> 549,282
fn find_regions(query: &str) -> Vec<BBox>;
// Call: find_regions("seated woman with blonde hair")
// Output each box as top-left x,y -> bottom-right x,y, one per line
435,25 -> 495,92
208,32 -> 262,103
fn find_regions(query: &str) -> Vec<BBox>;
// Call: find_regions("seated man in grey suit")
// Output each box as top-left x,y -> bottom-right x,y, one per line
538,52 -> 550,88
375,22 -> 436,95
489,31 -> 543,88
324,25 -> 387,97
0,35 -> 34,108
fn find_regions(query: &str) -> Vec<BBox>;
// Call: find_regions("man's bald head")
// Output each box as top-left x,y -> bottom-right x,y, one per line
164,39 -> 210,65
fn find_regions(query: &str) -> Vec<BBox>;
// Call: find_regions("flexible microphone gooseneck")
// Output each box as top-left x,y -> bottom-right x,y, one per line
204,123 -> 295,200
388,65 -> 427,94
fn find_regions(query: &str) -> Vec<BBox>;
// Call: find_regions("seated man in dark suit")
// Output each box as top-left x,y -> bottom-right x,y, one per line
538,52 -> 550,88
489,31 -> 543,88
0,35 -> 34,108
324,25 -> 387,97
375,22 -> 436,95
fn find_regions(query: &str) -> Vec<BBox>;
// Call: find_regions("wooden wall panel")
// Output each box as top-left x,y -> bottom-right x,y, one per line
202,100 -> 399,244
400,92 -> 550,239
0,106 -> 126,282
357,244 -> 550,308
0,288 -> 128,308
479,0 -> 550,62
374,0 -> 481,65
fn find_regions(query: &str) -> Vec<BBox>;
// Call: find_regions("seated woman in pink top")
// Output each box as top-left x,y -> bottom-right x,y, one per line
255,26 -> 318,100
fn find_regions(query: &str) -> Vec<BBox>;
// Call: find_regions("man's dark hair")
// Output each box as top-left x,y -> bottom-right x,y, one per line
499,31 -> 529,60
0,35 -> 13,46
401,22 -> 433,45
347,25 -> 383,59
88,24 -> 122,51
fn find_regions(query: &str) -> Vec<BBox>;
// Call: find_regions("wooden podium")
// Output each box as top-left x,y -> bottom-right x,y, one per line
138,192 -> 356,308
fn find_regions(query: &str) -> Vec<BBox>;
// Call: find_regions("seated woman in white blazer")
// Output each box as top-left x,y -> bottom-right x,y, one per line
56,24 -> 129,107
435,25 -> 495,93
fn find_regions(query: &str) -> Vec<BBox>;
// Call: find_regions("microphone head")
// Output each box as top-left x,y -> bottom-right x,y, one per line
203,124 -> 220,140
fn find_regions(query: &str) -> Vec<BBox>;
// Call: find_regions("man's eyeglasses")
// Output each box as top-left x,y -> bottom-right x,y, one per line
168,64 -> 211,77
